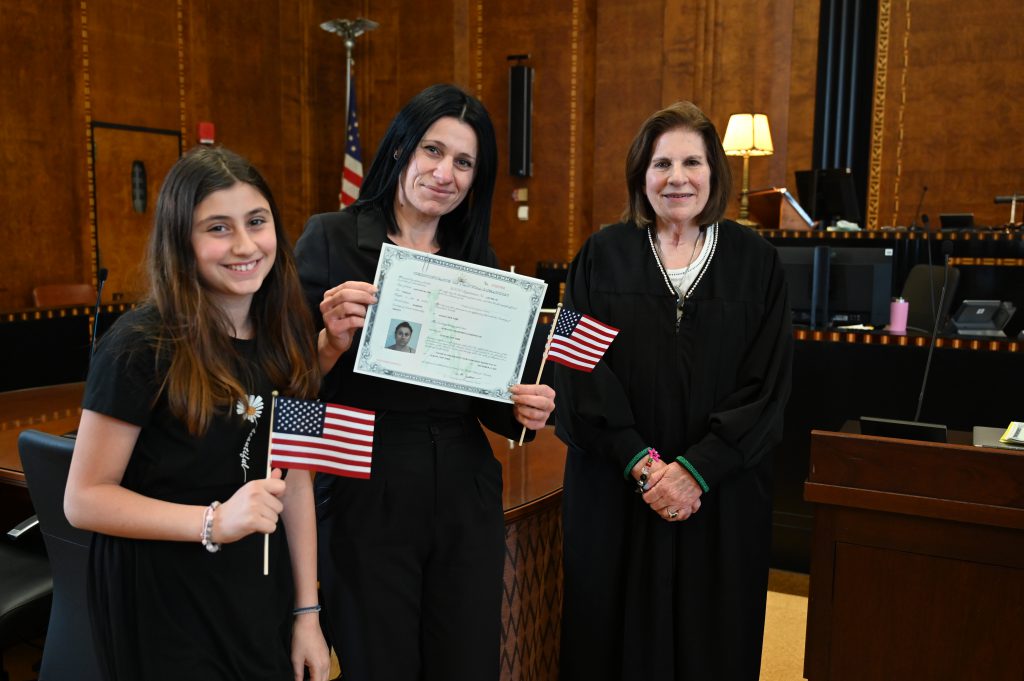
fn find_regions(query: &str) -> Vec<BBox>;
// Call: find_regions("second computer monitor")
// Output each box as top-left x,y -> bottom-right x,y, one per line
795,168 -> 861,226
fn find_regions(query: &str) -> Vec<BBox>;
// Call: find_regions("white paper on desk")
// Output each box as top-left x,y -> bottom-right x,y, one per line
353,244 -> 547,402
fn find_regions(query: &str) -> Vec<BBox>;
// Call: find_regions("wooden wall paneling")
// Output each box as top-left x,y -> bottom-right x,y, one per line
0,0 -> 86,309
361,0 -> 400,177
87,1 -> 180,129
186,1 -> 287,225
661,0 -> 714,107
307,0 -> 362,217
395,1 -> 457,97
696,0 -> 797,219
873,0 -> 1024,229
591,0 -> 666,233
183,0 -> 208,151
784,0 -> 820,200
760,0 -> 797,193
92,126 -> 180,301
482,0 -> 587,275
276,0 -> 315,243
573,2 -> 598,266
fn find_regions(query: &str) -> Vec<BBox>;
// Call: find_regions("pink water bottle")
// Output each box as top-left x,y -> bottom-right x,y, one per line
889,297 -> 909,334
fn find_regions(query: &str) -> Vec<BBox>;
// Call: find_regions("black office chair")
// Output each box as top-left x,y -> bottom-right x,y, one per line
0,516 -> 52,681
900,264 -> 960,333
18,430 -> 103,681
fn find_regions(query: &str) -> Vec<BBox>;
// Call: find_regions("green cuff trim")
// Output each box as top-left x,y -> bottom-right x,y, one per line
624,447 -> 649,480
676,456 -> 710,493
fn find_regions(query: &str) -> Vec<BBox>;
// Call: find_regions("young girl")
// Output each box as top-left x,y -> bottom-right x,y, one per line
64,146 -> 330,681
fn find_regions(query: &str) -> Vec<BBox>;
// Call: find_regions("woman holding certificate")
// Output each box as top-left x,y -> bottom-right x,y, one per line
555,102 -> 793,681
294,84 -> 555,681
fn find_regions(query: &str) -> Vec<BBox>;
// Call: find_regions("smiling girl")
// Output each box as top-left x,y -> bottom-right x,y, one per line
64,146 -> 330,681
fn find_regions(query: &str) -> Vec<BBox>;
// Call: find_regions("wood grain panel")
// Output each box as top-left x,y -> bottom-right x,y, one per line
188,2 -> 286,206
785,0 -> 820,199
0,1 -> 85,309
592,0 -> 665,233
873,0 -> 1024,229
830,542 -> 1023,680
482,0 -> 591,274
92,127 -> 180,302
87,1 -> 179,128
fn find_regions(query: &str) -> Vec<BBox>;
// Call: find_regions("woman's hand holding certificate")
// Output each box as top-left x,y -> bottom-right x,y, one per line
317,281 -> 378,372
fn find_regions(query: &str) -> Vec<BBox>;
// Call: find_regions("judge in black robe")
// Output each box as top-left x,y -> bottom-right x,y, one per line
555,102 -> 793,681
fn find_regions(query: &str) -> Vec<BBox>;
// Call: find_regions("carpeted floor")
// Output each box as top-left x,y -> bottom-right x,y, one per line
4,570 -> 810,681
761,569 -> 810,681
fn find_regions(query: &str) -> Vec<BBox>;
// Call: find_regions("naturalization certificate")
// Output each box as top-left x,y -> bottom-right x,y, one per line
352,243 -> 548,402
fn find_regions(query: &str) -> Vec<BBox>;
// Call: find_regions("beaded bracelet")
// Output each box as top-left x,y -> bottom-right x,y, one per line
201,501 -> 221,553
293,604 -> 322,616
635,447 -> 660,493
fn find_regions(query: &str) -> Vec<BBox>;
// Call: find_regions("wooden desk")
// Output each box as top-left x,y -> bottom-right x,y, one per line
0,382 -> 84,487
803,429 -> 1024,680
489,427 -> 565,681
772,329 -> 1023,572
0,302 -> 133,392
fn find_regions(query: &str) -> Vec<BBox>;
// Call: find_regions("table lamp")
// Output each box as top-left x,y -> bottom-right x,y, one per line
722,113 -> 773,226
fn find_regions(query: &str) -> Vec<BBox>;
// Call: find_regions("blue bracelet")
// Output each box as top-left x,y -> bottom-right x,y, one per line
293,604 -> 322,616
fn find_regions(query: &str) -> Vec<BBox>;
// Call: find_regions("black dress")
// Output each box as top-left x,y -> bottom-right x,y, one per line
84,307 -> 294,681
555,221 -> 793,681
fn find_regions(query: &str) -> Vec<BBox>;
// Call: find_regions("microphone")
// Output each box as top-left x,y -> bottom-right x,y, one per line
909,185 -> 928,230
920,214 -> 937,328
913,243 -> 952,422
90,267 -> 109,364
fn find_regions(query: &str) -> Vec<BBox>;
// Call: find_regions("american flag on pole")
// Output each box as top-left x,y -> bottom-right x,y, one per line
338,78 -> 363,208
546,308 -> 619,373
270,397 -> 375,478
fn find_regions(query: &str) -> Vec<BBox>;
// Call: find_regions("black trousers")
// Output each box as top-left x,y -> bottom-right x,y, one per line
317,413 -> 505,681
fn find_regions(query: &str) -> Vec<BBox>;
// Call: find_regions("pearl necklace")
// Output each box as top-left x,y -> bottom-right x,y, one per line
647,223 -> 718,325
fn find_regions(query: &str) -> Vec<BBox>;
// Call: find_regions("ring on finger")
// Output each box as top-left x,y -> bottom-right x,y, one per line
668,509 -> 678,519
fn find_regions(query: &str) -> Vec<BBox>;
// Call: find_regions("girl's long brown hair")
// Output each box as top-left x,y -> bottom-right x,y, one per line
145,145 -> 319,435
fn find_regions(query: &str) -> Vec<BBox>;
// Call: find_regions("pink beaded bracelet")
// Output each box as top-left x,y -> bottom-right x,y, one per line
636,447 -> 661,492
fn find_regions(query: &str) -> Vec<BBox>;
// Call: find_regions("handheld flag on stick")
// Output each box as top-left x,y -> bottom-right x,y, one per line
516,304 -> 619,445
546,307 -> 619,373
270,396 -> 375,478
263,394 -> 375,575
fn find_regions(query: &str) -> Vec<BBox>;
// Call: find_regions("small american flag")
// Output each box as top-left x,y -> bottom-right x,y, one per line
270,397 -> 374,478
338,78 -> 363,208
546,308 -> 619,372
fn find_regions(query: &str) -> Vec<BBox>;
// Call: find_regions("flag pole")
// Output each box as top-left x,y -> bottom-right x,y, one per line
263,390 -> 279,576
517,303 -> 563,446
320,17 -> 379,209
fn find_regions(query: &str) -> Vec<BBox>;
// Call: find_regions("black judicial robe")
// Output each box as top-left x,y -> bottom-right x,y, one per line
555,220 -> 793,681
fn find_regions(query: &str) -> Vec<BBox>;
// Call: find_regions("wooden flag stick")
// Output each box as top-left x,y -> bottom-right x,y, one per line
517,303 -> 564,446
263,390 -> 279,576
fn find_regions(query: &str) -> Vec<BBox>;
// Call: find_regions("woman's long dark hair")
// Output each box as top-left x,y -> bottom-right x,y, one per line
145,145 -> 319,435
353,83 -> 498,265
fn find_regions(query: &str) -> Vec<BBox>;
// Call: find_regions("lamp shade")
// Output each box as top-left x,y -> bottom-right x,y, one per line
722,113 -> 774,157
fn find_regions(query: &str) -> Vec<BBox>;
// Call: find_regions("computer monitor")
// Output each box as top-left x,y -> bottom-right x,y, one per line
795,168 -> 861,226
829,246 -> 894,327
776,245 -> 894,327
777,245 -> 828,327
939,213 -> 974,230
859,416 -> 948,443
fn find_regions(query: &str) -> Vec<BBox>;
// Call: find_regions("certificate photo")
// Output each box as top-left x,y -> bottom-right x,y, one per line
353,244 -> 547,402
